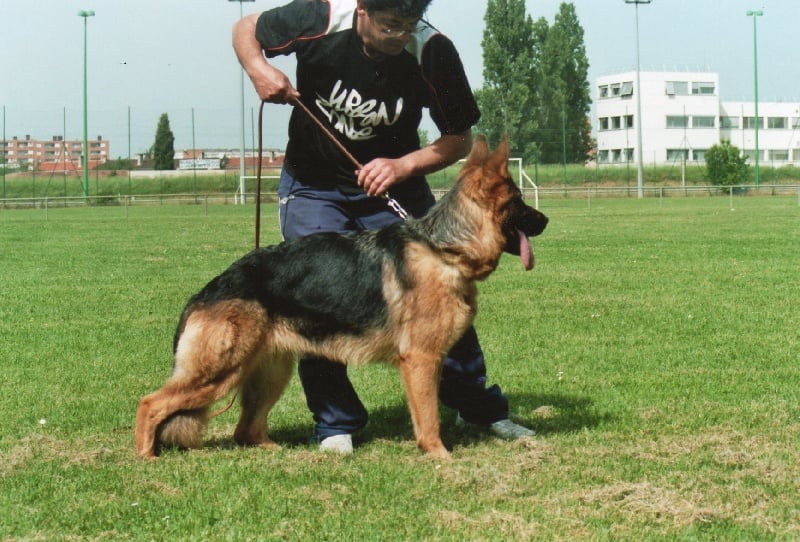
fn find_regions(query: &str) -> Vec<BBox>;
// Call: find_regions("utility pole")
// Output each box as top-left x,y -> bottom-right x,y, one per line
625,0 -> 651,199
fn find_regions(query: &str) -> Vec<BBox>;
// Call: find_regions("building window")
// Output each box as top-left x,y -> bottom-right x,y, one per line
611,117 -> 622,130
610,83 -> 622,97
598,150 -> 609,163
666,115 -> 689,128
599,85 -> 609,99
625,115 -> 634,128
743,149 -> 762,161
767,117 -> 787,129
692,116 -> 715,128
667,149 -> 689,161
691,82 -> 715,95
599,117 -> 609,131
793,149 -> 800,161
625,148 -> 634,162
792,117 -> 800,129
743,117 -> 763,129
620,81 -> 634,98
665,81 -> 689,96
769,150 -> 789,160
693,149 -> 707,161
720,116 -> 740,129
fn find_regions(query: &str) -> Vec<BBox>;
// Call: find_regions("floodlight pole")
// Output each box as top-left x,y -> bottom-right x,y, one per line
625,0 -> 651,199
78,10 -> 95,200
2,105 -> 6,200
747,9 -> 763,189
230,0 -> 255,205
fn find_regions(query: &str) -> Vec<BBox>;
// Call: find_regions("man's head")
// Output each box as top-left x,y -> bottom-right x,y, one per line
356,0 -> 432,57
360,0 -> 432,19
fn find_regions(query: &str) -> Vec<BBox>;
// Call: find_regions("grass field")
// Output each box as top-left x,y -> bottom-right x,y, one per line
1,195 -> 798,540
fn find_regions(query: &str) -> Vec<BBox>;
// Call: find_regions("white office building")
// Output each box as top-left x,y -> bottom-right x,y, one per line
595,70 -> 800,166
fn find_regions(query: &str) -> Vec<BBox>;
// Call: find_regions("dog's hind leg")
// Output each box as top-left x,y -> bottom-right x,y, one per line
135,379 -> 229,458
233,352 -> 294,448
398,351 -> 449,459
135,373 -> 231,459
134,303 -> 266,459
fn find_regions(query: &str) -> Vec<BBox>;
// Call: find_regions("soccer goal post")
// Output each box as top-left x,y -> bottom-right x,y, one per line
508,157 -> 539,209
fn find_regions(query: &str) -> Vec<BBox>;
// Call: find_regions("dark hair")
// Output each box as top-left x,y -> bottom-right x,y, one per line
362,0 -> 433,18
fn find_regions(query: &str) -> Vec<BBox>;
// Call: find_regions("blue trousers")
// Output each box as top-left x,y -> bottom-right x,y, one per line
278,170 -> 509,440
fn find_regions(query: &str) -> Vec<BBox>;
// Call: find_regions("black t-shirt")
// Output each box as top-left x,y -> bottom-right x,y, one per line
256,0 -> 480,195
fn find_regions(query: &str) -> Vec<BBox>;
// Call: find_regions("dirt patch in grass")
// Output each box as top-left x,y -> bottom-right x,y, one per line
439,509 -> 543,540
1,432 -> 124,477
626,427 -> 798,487
566,425 -> 800,535
1,436 -> 38,478
436,438 -> 551,498
580,481 -> 728,528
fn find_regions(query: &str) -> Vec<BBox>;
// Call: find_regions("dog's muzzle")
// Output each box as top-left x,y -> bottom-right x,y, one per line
505,206 -> 548,271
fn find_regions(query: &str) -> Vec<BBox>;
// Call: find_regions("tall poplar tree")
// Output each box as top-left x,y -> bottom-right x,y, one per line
478,1 -> 592,164
474,0 -> 537,161
152,113 -> 175,170
538,3 -> 592,164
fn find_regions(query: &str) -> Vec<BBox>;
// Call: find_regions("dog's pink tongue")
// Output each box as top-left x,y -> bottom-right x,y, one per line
518,229 -> 534,271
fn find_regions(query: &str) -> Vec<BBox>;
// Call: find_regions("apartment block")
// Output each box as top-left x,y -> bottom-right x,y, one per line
596,70 -> 800,166
0,135 -> 110,172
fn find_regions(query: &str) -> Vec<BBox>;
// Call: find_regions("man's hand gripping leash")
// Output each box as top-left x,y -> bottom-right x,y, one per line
254,98 -> 409,250
288,97 -> 409,220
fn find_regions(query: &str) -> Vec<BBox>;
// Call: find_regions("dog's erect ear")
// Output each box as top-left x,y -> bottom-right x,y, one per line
466,135 -> 490,167
486,135 -> 510,177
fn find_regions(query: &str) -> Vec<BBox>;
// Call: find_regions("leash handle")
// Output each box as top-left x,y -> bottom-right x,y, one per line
254,98 -> 411,248
255,100 -> 266,248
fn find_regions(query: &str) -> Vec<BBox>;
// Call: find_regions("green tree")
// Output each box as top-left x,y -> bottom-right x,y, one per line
536,3 -> 592,164
705,140 -> 749,190
475,0 -> 537,161
477,1 -> 591,165
96,157 -> 134,171
152,113 -> 175,170
418,128 -> 429,147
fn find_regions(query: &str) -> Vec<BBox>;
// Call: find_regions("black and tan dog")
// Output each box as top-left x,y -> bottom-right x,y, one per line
134,136 -> 548,460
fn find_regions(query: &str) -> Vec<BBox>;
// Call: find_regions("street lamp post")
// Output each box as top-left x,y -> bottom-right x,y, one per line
747,9 -> 763,188
625,0 -> 651,199
78,9 -> 95,200
2,105 -> 6,200
229,0 -> 255,205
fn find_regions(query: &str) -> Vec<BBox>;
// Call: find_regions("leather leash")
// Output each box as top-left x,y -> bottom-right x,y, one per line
252,98 -> 409,248
254,99 -> 266,249
289,97 -> 409,221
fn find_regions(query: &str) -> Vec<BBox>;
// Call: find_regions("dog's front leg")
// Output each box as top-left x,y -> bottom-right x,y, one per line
398,352 -> 450,459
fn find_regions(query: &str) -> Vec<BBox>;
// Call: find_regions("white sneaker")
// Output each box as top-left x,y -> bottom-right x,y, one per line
489,418 -> 535,440
456,414 -> 535,440
319,434 -> 353,454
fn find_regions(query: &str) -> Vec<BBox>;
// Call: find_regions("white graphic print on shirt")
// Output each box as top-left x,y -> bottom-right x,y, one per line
315,80 -> 403,141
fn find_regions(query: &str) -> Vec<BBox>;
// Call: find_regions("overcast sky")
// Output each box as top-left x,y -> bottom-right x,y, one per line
2,0 -> 797,156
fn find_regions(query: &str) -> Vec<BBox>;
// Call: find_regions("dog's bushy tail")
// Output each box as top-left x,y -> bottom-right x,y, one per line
156,408 -> 209,452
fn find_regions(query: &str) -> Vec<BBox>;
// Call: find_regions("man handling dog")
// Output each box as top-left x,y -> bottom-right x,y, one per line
231,0 -> 535,454
133,0 -> 549,458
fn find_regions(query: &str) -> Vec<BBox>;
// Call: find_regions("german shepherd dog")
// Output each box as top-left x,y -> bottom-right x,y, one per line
134,136 -> 548,460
